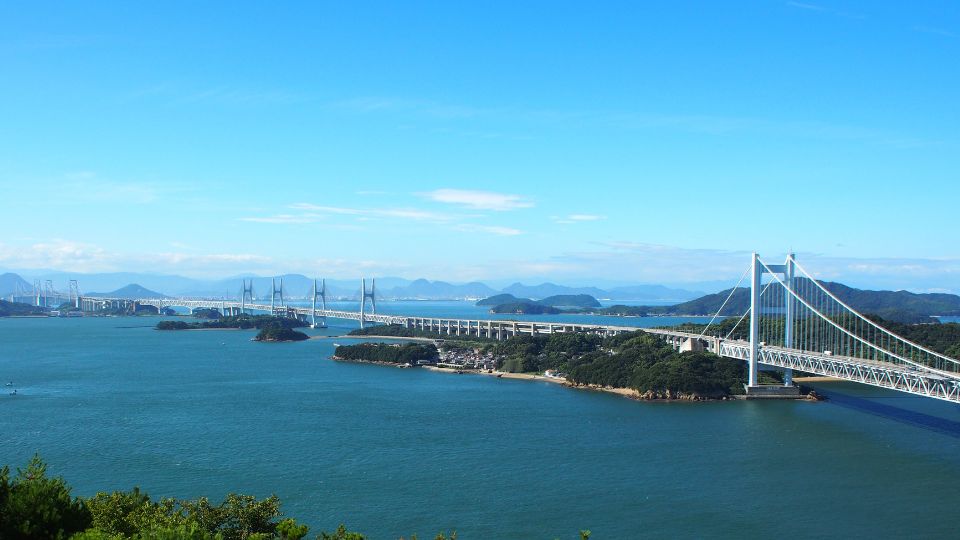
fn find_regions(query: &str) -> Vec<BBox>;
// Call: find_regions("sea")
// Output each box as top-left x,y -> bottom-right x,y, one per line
2,302 -> 960,539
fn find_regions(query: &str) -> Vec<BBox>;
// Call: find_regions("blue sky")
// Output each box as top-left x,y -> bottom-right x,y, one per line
1,1 -> 958,291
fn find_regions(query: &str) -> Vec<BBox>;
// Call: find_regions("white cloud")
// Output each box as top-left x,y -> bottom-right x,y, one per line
553,214 -> 606,224
240,214 -> 322,224
421,189 -> 533,211
455,224 -> 523,236
240,204 -> 455,225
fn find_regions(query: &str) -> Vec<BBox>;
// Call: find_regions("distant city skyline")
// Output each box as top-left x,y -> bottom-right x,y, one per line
2,2 -> 958,292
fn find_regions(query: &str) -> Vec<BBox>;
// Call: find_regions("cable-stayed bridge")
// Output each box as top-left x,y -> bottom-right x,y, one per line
78,256 -> 960,403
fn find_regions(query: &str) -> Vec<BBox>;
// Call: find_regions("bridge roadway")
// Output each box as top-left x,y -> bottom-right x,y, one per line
84,297 -> 960,404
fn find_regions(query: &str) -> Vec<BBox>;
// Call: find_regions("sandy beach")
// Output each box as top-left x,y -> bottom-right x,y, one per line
421,365 -> 568,384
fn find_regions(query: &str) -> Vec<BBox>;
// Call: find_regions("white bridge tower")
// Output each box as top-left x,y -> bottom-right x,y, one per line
311,278 -> 327,328
359,277 -> 375,329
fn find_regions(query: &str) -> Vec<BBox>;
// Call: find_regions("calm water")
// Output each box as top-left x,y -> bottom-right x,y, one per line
3,307 -> 960,539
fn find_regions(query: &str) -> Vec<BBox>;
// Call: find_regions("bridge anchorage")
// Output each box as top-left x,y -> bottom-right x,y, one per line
359,277 -> 376,329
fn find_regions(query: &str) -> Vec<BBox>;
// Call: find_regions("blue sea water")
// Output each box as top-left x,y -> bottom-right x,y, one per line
2,305 -> 960,539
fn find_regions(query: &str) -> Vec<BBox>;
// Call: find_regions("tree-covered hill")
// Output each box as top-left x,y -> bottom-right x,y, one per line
0,300 -> 47,317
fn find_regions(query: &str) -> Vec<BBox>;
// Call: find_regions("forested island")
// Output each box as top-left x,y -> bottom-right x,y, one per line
156,315 -> 307,331
334,342 -> 439,365
253,324 -> 309,342
0,455 -> 477,540
477,293 -> 601,314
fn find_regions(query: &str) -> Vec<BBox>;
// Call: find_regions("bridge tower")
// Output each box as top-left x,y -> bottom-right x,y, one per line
311,278 -> 327,328
359,277 -> 375,329
34,279 -> 42,307
240,279 -> 254,315
748,252 -> 797,389
44,280 -> 54,308
69,280 -> 81,309
270,278 -> 284,316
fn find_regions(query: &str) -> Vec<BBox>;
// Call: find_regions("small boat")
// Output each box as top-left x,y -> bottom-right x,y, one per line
8,389 -> 16,396
496,374 -> 503,378
4,381 -> 12,387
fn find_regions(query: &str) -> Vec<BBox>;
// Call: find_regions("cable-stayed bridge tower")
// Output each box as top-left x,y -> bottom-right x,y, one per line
311,278 -> 327,328
270,277 -> 284,316
359,277 -> 375,329
240,279 -> 255,315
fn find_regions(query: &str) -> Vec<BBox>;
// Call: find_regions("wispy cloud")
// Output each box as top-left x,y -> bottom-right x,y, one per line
420,189 -> 533,211
240,214 -> 322,224
553,214 -> 606,224
332,97 -> 488,119
785,1 -> 865,19
455,224 -> 523,236
912,25 -> 956,38
289,203 -> 454,222
786,1 -> 825,11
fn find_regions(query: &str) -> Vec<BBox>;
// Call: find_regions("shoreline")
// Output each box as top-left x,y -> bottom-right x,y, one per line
312,335 -> 438,343
421,365 -> 567,384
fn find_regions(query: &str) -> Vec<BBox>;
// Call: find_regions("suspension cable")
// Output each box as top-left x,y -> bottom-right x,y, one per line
698,264 -> 751,339
790,258 -> 960,367
759,260 -> 959,375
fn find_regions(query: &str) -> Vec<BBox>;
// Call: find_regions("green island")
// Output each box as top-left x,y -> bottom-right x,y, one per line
334,343 -> 439,365
0,455 -> 493,540
477,293 -> 601,314
254,324 -> 310,342
156,315 -> 307,332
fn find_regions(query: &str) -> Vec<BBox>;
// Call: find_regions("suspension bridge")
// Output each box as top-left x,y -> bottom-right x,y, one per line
55,254 -> 960,403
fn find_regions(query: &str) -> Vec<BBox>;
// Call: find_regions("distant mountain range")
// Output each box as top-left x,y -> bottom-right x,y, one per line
0,273 -> 32,297
0,271 -> 704,302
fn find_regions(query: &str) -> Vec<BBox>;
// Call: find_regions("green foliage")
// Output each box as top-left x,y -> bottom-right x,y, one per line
253,324 -> 309,342
335,343 -> 439,364
318,524 -> 366,540
191,308 -> 223,319
0,455 -> 92,539
0,299 -> 48,317
85,488 -> 194,536
275,518 -> 309,540
489,302 -> 561,315
475,293 -> 531,306
537,294 -> 601,308
630,352 -> 747,397
156,315 -> 306,331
